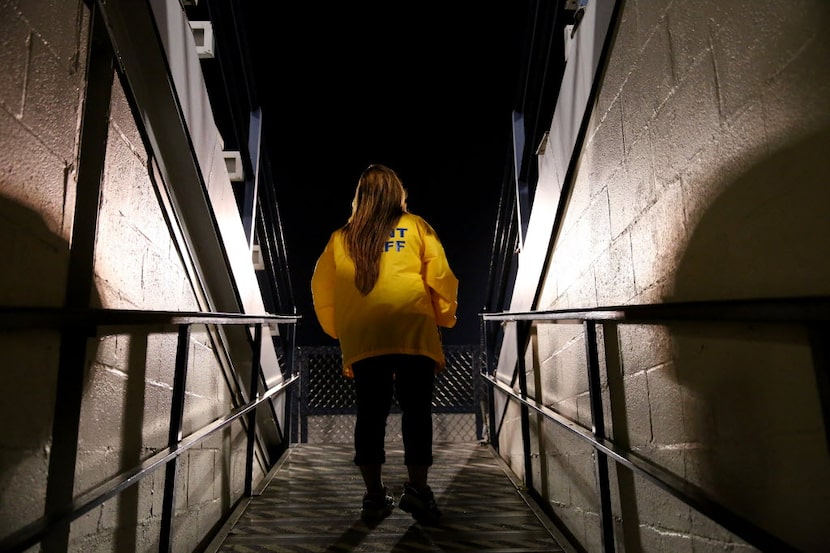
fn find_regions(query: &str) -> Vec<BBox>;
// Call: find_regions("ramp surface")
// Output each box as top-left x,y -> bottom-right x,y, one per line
213,442 -> 571,552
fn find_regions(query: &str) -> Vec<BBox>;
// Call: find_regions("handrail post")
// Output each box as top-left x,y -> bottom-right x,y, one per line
290,344 -> 300,444
516,320 -> 533,490
299,349 -> 309,443
160,323 -> 191,553
584,321 -> 614,553
480,316 -> 493,443
245,323 -> 263,497
808,322 -> 830,451
288,318 -> 298,444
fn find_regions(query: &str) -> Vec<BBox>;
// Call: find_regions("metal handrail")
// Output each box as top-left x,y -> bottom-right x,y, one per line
480,295 -> 829,553
0,306 -> 300,329
0,306 -> 301,553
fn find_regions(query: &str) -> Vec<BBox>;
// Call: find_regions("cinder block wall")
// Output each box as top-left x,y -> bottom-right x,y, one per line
0,0 -> 89,540
508,1 -> 830,552
0,1 -> 260,551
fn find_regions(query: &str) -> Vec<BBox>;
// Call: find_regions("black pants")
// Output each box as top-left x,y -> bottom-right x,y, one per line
351,354 -> 435,467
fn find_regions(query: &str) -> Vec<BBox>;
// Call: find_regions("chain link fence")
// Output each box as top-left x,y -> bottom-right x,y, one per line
291,345 -> 487,444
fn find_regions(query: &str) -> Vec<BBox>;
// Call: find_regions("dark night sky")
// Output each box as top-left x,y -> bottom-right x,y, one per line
246,3 -> 529,346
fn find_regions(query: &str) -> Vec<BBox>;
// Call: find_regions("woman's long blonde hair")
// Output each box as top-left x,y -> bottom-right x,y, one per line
343,164 -> 408,295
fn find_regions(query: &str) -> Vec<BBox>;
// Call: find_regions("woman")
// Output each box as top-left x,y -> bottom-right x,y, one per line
311,164 -> 458,524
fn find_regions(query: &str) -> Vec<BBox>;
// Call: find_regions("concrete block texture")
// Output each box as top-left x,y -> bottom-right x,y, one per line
0,1 -> 273,551
0,0 -> 88,540
0,108 -> 75,247
0,0 -> 87,164
520,0 -> 830,551
0,448 -> 49,540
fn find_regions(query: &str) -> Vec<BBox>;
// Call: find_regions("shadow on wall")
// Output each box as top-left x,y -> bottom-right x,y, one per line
667,126 -> 830,551
672,126 -> 830,301
0,192 -> 74,535
0,193 -> 151,552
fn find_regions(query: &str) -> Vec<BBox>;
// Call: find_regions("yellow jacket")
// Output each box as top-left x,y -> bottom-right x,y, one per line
311,213 -> 458,378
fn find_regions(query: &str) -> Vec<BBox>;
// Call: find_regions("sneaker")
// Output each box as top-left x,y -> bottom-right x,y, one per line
398,482 -> 442,525
361,488 -> 394,521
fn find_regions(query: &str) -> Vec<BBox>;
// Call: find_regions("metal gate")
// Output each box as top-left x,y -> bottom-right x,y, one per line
292,345 -> 486,444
